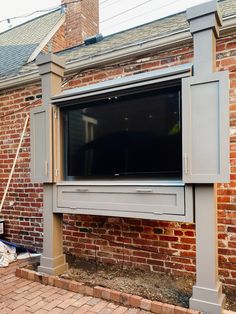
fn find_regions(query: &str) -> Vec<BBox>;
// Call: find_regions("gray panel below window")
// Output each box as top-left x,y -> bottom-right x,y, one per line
55,184 -> 194,222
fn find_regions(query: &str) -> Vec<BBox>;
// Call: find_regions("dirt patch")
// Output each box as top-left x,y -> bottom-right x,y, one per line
63,254 -> 193,308
29,255 -> 236,311
224,287 -> 236,312
60,255 -> 236,311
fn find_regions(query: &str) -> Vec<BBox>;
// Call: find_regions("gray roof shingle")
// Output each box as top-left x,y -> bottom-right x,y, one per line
0,9 -> 63,77
57,0 -> 236,64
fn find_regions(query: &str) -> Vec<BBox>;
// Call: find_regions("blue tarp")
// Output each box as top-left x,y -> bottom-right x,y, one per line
0,239 -> 36,253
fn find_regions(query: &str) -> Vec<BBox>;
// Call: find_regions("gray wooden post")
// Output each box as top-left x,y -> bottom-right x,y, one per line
187,2 -> 225,313
36,54 -> 68,275
38,184 -> 67,275
190,185 -> 225,313
187,0 -> 221,75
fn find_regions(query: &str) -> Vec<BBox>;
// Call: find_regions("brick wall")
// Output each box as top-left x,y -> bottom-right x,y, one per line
43,24 -> 66,53
61,0 -> 99,49
216,33 -> 236,290
0,85 -> 43,252
0,30 -> 235,292
43,0 -> 99,53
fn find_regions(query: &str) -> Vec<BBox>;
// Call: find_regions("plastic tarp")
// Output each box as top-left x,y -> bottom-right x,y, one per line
0,240 -> 40,267
0,241 -> 17,267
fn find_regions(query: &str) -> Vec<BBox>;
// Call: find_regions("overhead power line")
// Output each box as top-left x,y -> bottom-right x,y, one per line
100,0 -> 156,23
0,0 -> 181,35
0,7 -> 59,24
100,0 -> 111,4
102,0 -> 180,27
100,0 -> 122,9
0,0 -> 81,25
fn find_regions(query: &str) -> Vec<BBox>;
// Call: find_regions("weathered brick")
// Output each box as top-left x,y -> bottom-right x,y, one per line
151,301 -> 163,313
174,306 -> 187,314
140,298 -> 152,311
129,295 -> 142,308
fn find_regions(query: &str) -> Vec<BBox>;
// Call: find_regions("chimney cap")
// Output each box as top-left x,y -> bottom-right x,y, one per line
84,33 -> 103,46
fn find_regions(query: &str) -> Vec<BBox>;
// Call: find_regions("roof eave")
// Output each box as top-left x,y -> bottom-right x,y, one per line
65,28 -> 192,74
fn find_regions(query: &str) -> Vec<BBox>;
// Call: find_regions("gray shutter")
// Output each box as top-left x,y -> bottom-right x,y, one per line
182,71 -> 229,183
30,106 -> 52,183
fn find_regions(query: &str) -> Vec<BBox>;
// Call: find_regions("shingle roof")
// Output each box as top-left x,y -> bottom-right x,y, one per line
58,13 -> 189,63
0,0 -> 236,81
0,9 -> 63,78
57,0 -> 236,64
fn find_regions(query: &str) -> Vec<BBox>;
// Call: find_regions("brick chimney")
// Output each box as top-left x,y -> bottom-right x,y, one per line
61,0 -> 99,49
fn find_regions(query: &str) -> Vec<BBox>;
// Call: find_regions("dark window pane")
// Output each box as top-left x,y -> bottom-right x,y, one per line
63,85 -> 182,180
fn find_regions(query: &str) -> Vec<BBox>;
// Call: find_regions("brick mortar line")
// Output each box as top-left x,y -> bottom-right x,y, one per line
15,267 -> 202,314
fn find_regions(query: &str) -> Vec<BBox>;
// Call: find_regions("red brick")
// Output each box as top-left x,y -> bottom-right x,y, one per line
120,293 -> 131,306
67,280 -> 79,292
129,295 -> 142,308
76,282 -> 85,294
48,275 -> 56,286
34,272 -> 43,283
27,270 -> 36,281
151,301 -> 163,313
110,290 -> 121,303
186,310 -> 202,314
162,304 -> 175,314
20,269 -> 29,280
54,278 -> 64,289
94,286 -> 102,298
174,306 -> 187,314
140,298 -> 152,311
15,268 -> 22,278
101,287 -> 111,300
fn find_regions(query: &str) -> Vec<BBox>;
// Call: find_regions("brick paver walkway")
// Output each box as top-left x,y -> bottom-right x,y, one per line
0,260 -> 151,313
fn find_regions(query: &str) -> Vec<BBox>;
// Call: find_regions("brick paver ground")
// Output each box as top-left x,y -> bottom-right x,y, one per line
0,260 -> 152,314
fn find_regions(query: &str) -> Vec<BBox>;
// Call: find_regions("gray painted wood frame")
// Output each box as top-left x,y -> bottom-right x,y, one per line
54,184 -> 194,222
182,71 -> 229,183
49,64 -> 195,223
30,54 -> 65,183
30,106 -> 52,183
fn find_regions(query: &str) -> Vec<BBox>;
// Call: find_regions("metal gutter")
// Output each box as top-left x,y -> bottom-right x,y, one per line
65,29 -> 192,74
0,71 -> 39,91
0,15 -> 236,92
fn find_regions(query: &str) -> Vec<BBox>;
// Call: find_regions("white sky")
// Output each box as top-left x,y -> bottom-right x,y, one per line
0,0 -> 209,35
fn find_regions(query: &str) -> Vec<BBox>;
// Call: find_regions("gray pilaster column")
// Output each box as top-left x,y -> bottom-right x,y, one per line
187,0 -> 222,75
37,53 -> 65,105
190,185 -> 225,313
36,54 -> 68,275
38,184 -> 67,275
187,2 -> 225,313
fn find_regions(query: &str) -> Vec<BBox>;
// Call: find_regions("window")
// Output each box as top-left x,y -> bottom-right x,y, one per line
62,84 -> 182,181
31,63 -> 228,222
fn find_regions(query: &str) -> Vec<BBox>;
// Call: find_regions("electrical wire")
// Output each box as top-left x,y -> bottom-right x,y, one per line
0,0 -> 81,25
101,0 -> 181,27
100,0 -> 156,23
100,0 -> 122,9
100,0 -> 111,5
0,7 -> 60,24
0,0 -> 181,32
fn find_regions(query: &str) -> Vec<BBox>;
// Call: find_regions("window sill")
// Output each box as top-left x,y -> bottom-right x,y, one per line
56,180 -> 185,187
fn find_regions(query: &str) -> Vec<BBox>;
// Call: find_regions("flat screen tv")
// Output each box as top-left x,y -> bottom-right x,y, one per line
62,84 -> 182,180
